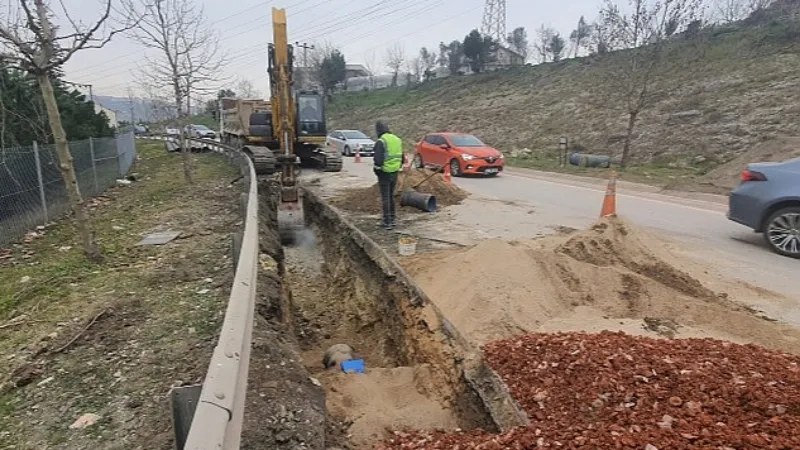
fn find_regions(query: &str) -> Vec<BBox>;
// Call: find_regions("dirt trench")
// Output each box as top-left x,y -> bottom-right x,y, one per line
242,181 -> 516,450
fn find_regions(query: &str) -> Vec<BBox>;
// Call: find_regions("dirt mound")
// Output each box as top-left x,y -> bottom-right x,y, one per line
380,331 -> 800,450
401,217 -> 800,352
332,168 -> 468,214
695,136 -> 800,191
557,218 -> 716,299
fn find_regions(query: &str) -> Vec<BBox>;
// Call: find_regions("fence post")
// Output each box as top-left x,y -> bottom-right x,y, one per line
89,137 -> 99,193
32,141 -> 48,223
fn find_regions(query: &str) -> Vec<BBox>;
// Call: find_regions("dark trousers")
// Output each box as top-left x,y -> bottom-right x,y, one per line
376,171 -> 398,226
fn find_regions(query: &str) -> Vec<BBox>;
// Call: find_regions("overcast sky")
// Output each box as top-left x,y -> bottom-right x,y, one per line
58,0 -> 607,99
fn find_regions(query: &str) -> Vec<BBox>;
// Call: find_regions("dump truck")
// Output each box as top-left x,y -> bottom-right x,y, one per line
221,98 -> 277,174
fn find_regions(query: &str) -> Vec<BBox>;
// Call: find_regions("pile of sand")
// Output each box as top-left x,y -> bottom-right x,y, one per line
319,365 -> 458,449
332,168 -> 468,214
402,217 -> 800,352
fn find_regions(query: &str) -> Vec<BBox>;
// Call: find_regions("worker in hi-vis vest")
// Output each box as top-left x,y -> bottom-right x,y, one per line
372,120 -> 405,230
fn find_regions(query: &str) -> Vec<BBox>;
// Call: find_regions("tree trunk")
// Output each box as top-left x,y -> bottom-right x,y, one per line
36,74 -> 103,262
621,110 -> 639,169
175,88 -> 193,184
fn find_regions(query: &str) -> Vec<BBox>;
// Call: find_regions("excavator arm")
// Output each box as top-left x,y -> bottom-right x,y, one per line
269,8 -> 299,203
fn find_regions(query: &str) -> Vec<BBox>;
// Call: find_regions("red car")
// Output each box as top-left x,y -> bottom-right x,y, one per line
414,132 -> 504,176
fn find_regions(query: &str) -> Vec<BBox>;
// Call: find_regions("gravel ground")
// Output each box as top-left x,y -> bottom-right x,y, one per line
379,331 -> 800,450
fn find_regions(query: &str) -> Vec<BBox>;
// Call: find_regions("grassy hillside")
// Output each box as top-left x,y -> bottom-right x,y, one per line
329,15 -> 800,191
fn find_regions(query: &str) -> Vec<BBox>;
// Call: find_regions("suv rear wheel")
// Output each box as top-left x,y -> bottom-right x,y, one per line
764,206 -> 800,258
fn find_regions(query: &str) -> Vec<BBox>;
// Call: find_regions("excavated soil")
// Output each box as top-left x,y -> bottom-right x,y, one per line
401,217 -> 800,353
380,331 -> 800,450
332,168 -> 469,214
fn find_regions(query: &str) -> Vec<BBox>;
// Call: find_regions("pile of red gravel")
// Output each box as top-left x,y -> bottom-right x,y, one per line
379,332 -> 800,449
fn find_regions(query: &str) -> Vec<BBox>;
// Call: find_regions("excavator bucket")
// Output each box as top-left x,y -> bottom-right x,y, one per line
277,187 -> 304,245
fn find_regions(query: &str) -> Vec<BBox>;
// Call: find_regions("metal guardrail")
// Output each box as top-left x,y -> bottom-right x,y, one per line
154,135 -> 258,450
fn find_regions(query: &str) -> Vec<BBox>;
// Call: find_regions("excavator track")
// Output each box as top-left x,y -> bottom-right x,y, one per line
323,151 -> 343,172
244,145 -> 277,175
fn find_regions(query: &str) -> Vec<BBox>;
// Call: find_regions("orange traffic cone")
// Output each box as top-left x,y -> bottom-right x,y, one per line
354,147 -> 361,163
443,162 -> 452,183
600,171 -> 617,218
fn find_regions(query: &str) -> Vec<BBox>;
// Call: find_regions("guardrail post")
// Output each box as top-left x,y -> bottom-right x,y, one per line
89,137 -> 99,193
32,141 -> 48,223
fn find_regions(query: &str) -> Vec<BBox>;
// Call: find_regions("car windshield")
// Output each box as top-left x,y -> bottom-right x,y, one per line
194,125 -> 210,130
449,135 -> 485,147
343,131 -> 369,140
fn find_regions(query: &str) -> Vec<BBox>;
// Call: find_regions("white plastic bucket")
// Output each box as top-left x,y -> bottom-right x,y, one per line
398,236 -> 417,256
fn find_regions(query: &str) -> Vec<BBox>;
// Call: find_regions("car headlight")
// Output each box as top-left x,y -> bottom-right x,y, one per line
462,153 -> 475,161
498,153 -> 504,159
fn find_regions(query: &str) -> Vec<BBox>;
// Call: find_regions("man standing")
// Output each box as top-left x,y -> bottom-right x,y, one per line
372,120 -> 404,230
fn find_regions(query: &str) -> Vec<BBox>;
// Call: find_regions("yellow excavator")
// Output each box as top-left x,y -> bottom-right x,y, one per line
268,7 -> 342,240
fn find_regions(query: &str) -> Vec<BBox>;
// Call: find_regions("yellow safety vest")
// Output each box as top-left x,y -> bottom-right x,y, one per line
379,133 -> 403,173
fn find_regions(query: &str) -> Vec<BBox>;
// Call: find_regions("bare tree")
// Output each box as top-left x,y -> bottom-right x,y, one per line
714,0 -> 773,22
714,0 -> 747,22
363,49 -> 377,89
419,47 -> 437,80
408,56 -> 423,85
235,79 -> 260,98
0,0 -> 135,262
598,0 -> 703,168
533,25 -> 556,63
126,0 -> 225,184
570,16 -> 593,57
384,43 -> 405,87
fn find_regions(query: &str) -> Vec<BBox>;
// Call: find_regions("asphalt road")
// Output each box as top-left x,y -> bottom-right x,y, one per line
338,158 -> 800,307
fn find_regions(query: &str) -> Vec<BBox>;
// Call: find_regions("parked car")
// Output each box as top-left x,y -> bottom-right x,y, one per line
327,129 -> 375,157
728,157 -> 800,258
133,124 -> 149,136
165,126 -> 181,137
184,124 -> 216,139
414,132 -> 504,176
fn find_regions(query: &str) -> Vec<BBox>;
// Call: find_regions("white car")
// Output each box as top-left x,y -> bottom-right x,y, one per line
327,129 -> 376,157
165,126 -> 181,136
184,124 -> 216,139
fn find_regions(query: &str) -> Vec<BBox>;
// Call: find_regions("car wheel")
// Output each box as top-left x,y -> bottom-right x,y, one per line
764,206 -> 800,258
449,159 -> 461,177
413,153 -> 424,169
344,146 -> 351,157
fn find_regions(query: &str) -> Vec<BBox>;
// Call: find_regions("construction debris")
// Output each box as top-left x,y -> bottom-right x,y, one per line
135,230 -> 182,246
380,331 -> 800,449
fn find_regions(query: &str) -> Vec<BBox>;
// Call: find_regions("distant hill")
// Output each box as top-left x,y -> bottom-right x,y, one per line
329,1 -> 800,178
94,96 -> 202,123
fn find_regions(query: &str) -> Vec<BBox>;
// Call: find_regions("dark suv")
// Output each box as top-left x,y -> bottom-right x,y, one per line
728,158 -> 800,258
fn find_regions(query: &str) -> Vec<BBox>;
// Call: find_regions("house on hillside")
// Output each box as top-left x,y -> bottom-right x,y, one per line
345,64 -> 371,79
489,46 -> 525,69
94,103 -> 118,128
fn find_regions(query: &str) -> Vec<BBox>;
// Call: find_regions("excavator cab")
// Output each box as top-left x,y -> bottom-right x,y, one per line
296,92 -> 326,137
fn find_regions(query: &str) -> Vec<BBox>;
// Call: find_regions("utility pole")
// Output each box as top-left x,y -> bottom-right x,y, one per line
295,41 -> 314,68
127,87 -> 136,125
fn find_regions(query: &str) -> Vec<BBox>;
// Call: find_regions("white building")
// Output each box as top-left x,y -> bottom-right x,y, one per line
94,103 -> 118,128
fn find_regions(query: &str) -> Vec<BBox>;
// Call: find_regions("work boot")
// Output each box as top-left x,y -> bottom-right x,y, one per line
381,222 -> 394,230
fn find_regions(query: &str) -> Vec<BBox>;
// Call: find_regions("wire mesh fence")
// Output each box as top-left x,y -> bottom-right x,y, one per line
0,132 -> 136,246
